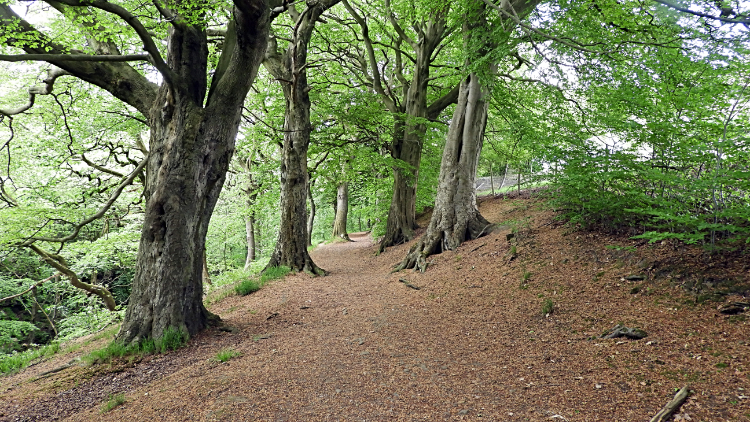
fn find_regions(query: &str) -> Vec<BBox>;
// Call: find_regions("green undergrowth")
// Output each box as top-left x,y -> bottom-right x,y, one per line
214,348 -> 242,362
0,341 -> 60,375
235,266 -> 290,296
0,323 -> 123,375
84,326 -> 189,365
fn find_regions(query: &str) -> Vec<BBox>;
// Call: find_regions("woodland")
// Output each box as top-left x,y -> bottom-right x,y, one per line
0,0 -> 749,406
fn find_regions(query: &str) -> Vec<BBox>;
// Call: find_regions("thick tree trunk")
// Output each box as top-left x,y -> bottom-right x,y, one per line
244,214 -> 256,269
118,4 -> 270,345
332,182 -> 351,241
202,247 -> 212,286
396,73 -> 492,272
307,178 -> 316,247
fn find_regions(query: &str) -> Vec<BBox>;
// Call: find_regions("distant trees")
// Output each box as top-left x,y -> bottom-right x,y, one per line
1,0 -> 748,353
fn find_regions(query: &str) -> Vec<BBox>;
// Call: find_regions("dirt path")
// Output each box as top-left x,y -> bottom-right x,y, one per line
2,197 -> 748,421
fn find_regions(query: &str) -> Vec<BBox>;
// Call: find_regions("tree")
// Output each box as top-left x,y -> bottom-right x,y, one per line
0,0 -> 271,344
343,0 -> 460,252
262,0 -> 341,275
397,0 -> 540,271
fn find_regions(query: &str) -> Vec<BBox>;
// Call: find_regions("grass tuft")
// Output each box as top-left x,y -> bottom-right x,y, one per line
0,342 -> 61,375
214,348 -> 242,362
100,393 -> 126,413
542,298 -> 555,316
83,326 -> 189,365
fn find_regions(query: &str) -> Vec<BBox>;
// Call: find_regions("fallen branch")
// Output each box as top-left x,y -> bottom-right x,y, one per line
650,385 -> 691,422
398,278 -> 421,290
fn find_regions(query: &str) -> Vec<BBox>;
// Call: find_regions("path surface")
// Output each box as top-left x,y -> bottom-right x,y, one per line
2,197 -> 748,421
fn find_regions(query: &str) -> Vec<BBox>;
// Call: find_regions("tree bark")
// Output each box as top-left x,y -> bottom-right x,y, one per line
118,3 -> 270,344
343,2 -> 458,253
396,72 -> 493,272
263,0 -> 340,275
377,19 -> 456,253
332,182 -> 351,241
307,178 -> 316,247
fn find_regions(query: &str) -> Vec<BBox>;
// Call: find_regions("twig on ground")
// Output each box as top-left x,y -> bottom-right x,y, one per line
398,278 -> 421,290
650,385 -> 691,422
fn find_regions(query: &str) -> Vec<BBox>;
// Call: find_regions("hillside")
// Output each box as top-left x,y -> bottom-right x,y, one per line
1,193 -> 748,421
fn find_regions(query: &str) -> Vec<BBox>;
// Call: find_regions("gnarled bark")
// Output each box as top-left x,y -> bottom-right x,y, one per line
118,3 -> 270,344
396,72 -> 493,272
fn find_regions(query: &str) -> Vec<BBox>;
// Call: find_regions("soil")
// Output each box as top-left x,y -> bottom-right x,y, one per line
1,193 -> 749,421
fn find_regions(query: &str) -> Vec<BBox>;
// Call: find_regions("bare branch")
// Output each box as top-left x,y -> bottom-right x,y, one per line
0,53 -> 150,62
81,154 -> 126,178
28,244 -> 116,311
22,157 -> 148,245
0,272 -> 61,304
0,67 -> 70,117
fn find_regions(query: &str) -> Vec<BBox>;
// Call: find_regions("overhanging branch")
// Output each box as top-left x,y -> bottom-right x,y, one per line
0,67 -> 69,116
0,53 -> 150,62
22,157 -> 148,245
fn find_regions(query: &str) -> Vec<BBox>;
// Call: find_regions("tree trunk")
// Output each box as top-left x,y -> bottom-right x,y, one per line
307,178 -> 316,247
263,1 -> 338,275
202,247 -> 212,286
379,45 -> 432,252
396,72 -> 492,272
118,4 -> 270,345
332,182 -> 351,241
344,5 -> 456,252
244,214 -> 256,269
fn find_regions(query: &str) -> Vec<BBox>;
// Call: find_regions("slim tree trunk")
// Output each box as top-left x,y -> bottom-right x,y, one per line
396,72 -> 493,272
332,182 -> 351,241
244,214 -> 256,269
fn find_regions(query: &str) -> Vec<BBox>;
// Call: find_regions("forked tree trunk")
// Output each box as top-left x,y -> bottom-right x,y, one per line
396,72 -> 492,272
118,4 -> 270,344
332,182 -> 351,241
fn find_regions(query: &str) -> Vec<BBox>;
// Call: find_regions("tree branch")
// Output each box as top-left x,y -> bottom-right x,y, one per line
0,67 -> 69,117
342,0 -> 397,112
0,54 -> 150,62
0,272 -> 61,304
22,157 -> 148,245
28,244 -> 116,311
0,5 -> 158,116
52,0 -> 177,86
654,0 -> 750,24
